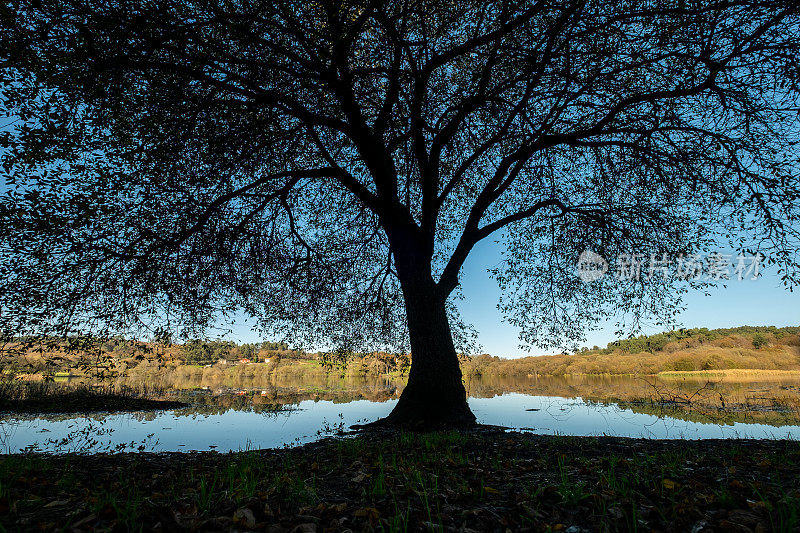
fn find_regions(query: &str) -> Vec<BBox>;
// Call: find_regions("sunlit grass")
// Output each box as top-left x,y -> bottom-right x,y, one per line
658,369 -> 800,381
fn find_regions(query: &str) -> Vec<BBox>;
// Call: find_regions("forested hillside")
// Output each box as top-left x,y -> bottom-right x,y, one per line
463,326 -> 800,377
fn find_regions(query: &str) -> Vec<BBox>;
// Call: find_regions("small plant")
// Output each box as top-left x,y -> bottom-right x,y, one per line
601,456 -> 633,497
370,456 -> 387,497
557,455 -> 589,505
197,474 -> 219,513
771,492 -> 800,532
380,500 -> 411,533
713,486 -> 736,508
92,487 -> 143,531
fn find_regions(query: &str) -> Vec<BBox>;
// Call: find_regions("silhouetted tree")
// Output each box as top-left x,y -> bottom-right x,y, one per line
1,1 -> 799,425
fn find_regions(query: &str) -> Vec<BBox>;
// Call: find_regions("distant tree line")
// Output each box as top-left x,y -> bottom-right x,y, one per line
181,340 -> 296,365
0,334 -> 296,368
260,341 -> 289,351
182,340 -> 237,365
316,349 -> 411,375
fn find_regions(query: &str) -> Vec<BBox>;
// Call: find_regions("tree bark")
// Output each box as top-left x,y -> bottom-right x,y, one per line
372,262 -> 476,427
350,222 -> 476,429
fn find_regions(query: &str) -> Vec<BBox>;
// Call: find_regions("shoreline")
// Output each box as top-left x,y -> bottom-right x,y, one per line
657,368 -> 800,380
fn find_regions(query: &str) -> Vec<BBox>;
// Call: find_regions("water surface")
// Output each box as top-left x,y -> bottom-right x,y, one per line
3,375 -> 799,453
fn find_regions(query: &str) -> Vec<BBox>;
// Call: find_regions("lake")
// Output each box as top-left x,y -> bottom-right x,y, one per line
2,374 -> 800,453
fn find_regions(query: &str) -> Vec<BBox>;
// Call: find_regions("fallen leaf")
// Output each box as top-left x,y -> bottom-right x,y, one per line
353,506 -> 380,521
662,478 -> 680,490
43,500 -> 70,508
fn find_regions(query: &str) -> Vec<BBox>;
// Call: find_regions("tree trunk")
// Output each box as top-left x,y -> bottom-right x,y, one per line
379,273 -> 476,427
351,223 -> 476,429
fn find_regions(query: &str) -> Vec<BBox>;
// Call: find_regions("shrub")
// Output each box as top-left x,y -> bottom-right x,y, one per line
672,358 -> 695,371
752,333 -> 768,349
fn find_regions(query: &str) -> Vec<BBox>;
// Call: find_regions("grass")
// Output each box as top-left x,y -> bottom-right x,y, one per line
197,473 -> 219,513
658,369 -> 800,380
2,430 -> 800,532
556,454 -> 590,505
0,381 -> 186,414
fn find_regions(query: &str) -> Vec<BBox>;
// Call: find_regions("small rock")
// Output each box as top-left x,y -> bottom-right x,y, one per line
718,520 -> 753,533
200,517 -> 233,529
290,523 -> 317,533
233,507 -> 256,529
728,510 -> 760,528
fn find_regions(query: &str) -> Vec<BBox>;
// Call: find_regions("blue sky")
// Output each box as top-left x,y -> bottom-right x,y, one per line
224,237 -> 799,358
457,240 -> 799,358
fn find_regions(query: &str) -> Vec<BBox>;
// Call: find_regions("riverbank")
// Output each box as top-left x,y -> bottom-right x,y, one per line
657,369 -> 800,381
4,371 -> 800,428
2,429 -> 798,532
0,382 -> 187,414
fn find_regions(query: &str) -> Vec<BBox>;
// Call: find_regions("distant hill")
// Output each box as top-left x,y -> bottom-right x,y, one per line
5,326 -> 800,380
464,326 -> 800,377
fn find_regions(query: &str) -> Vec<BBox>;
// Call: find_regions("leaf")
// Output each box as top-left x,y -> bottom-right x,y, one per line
353,507 -> 380,520
662,478 -> 680,490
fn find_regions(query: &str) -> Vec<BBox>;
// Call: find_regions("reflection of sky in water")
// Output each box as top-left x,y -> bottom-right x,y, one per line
1,393 -> 798,453
470,394 -> 799,439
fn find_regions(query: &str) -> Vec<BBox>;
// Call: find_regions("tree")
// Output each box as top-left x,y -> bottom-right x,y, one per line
181,339 -> 233,365
261,341 -> 289,352
152,327 -> 174,364
1,1 -> 799,426
240,343 -> 257,361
